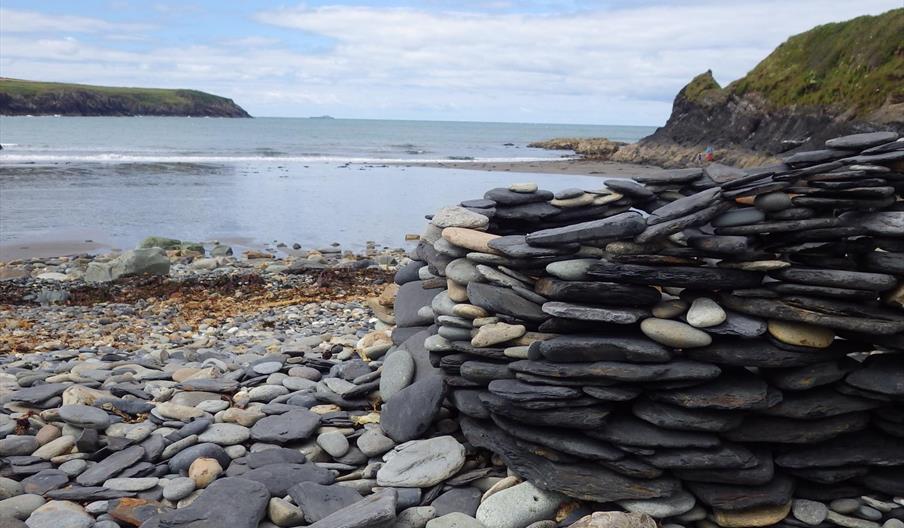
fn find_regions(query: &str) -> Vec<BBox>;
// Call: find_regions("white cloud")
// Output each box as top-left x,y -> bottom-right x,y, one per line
0,7 -> 148,33
0,1 -> 900,123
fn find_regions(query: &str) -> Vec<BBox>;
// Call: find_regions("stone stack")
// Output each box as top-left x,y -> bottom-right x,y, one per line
391,131 -> 904,527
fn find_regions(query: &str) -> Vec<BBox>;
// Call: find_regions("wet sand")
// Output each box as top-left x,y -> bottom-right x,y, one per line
392,159 -> 663,177
0,239 -> 114,262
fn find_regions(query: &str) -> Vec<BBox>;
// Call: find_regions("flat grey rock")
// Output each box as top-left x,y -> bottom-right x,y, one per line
249,409 -> 320,443
289,481 -> 364,523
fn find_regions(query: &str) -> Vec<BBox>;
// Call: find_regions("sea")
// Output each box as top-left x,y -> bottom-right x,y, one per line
0,116 -> 654,256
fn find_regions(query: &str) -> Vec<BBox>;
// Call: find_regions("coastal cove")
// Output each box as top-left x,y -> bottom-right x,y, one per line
0,117 -> 655,258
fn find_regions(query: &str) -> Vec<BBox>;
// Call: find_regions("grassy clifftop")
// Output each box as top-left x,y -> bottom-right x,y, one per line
611,8 -> 904,167
729,9 -> 904,116
0,78 -> 251,117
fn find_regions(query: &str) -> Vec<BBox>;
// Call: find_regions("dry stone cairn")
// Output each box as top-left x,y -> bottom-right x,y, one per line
390,131 -> 904,526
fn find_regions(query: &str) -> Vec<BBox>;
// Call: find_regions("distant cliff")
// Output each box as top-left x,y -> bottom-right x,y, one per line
611,9 -> 904,167
0,78 -> 251,117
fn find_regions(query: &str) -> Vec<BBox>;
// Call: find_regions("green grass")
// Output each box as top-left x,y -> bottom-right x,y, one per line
728,8 -> 904,115
680,70 -> 726,105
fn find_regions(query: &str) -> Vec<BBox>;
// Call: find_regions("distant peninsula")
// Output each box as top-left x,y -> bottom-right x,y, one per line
0,78 -> 251,117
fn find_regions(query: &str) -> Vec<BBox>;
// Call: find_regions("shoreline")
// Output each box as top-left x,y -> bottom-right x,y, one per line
390,158 -> 663,177
2,158 -> 660,261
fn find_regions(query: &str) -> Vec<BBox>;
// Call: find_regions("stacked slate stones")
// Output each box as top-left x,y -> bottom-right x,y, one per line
391,131 -> 904,527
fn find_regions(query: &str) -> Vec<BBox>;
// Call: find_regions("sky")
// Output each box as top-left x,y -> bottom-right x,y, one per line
0,1 -> 899,125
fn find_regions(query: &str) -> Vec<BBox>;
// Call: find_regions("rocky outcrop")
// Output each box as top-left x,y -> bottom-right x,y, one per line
614,9 -> 904,167
528,138 -> 626,159
0,78 -> 250,117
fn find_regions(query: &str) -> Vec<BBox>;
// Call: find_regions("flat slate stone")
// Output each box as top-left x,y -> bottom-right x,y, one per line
76,445 -> 145,486
605,178 -> 655,200
720,294 -> 904,335
646,188 -> 721,225
250,409 -> 320,443
450,389 -> 491,419
431,487 -> 482,517
687,235 -> 751,254
144,477 -> 270,528
167,443 -> 231,473
769,266 -> 897,291
58,404 -> 110,429
485,188 -> 554,205
839,211 -> 904,236
21,469 -> 70,495
775,430 -> 904,469
467,282 -> 547,322
724,412 -> 869,444
633,168 -> 703,184
395,281 -> 445,327
759,387 -> 880,419
704,310 -> 767,337
784,149 -> 854,166
636,202 -> 729,243
241,463 -> 335,496
480,393 -> 610,429
541,302 -> 648,324
8,383 -> 69,404
762,359 -> 856,391
461,417 -> 681,502
686,474 -> 794,510
246,447 -> 307,468
686,338 -> 843,368
534,278 -> 661,307
490,415 -> 624,461
525,212 -> 646,246
509,359 -> 721,384
488,379 -> 581,401
712,208 -> 766,227
377,436 -> 466,487
845,353 -> 904,395
177,378 -> 240,393
381,376 -> 446,443
826,131 -> 899,150
588,261 -> 764,289
495,201 -> 562,221
704,163 -> 749,183
488,235 -> 579,257
715,217 -> 838,235
288,481 -> 364,524
674,449 -> 775,485
535,335 -> 671,363
582,385 -> 643,402
306,489 -> 397,528
649,370 -> 771,410
631,399 -> 743,432
586,414 -> 720,449
642,443 -> 758,469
